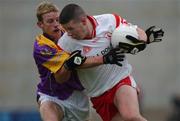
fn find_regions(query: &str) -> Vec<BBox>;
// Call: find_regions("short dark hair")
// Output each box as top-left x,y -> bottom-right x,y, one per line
59,4 -> 86,24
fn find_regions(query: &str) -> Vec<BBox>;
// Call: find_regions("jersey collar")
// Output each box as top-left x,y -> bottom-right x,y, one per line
36,34 -> 62,50
86,15 -> 98,39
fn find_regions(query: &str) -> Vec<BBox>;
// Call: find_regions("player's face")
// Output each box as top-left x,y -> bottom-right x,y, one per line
62,18 -> 89,40
38,12 -> 62,40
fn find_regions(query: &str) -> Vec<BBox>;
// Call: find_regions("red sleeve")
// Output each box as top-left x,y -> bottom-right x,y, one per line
112,14 -> 128,28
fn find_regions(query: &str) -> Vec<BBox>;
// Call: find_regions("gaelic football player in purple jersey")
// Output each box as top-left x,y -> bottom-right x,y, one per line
33,2 -> 90,121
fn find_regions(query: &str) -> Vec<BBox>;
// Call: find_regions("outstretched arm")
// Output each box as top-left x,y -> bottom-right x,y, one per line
63,47 -> 125,70
80,47 -> 125,68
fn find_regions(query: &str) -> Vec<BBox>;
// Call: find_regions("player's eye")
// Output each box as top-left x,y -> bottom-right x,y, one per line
56,18 -> 59,22
47,19 -> 54,24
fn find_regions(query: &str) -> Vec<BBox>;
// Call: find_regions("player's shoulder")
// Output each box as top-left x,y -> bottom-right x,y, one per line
35,34 -> 51,45
58,33 -> 75,52
59,33 -> 71,42
34,34 -> 58,55
34,34 -> 44,51
94,14 -> 120,25
93,13 -> 115,18
93,13 -> 118,21
58,33 -> 71,46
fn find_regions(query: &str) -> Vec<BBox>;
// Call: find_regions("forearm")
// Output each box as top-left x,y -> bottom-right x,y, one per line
137,27 -> 147,43
77,56 -> 104,69
54,66 -> 71,84
64,47 -> 125,70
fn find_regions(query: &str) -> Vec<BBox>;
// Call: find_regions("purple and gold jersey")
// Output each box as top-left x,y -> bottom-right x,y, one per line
33,34 -> 84,100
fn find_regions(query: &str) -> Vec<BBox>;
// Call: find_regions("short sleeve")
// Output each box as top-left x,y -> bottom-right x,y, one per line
34,43 -> 69,73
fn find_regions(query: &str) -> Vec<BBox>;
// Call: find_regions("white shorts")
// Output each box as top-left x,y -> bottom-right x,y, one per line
38,90 -> 90,121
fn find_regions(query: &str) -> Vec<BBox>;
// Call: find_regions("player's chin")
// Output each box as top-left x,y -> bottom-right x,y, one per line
51,30 -> 61,38
52,30 -> 61,36
53,29 -> 60,33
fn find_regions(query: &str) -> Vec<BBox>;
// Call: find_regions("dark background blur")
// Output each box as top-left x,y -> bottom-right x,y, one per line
0,0 -> 180,121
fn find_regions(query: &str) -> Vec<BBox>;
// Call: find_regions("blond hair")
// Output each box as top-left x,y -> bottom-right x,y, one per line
36,1 -> 59,22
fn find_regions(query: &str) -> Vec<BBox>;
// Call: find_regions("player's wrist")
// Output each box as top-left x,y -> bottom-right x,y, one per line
63,62 -> 72,70
63,50 -> 87,70
103,54 -> 112,64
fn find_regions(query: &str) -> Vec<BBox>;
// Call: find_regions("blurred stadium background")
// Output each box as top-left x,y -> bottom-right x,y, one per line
0,0 -> 180,121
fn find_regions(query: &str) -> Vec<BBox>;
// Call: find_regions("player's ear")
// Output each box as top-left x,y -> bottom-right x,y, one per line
81,16 -> 87,25
37,21 -> 43,28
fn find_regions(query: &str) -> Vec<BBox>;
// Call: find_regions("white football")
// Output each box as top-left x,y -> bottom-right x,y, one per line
111,24 -> 139,48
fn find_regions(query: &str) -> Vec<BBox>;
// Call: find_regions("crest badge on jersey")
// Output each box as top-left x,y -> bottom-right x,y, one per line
83,46 -> 92,54
40,48 -> 53,55
104,32 -> 112,41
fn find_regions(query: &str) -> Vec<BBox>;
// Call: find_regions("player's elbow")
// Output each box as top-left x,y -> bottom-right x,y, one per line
54,74 -> 67,84
54,68 -> 71,84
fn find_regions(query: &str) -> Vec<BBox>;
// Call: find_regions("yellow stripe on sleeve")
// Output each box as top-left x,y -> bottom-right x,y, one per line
42,51 -> 69,73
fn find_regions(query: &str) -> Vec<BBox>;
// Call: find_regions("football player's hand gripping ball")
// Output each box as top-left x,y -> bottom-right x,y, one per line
119,26 -> 164,54
145,26 -> 164,44
119,35 -> 147,54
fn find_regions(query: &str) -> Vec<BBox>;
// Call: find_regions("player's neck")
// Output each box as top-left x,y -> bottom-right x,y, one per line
43,33 -> 57,44
84,18 -> 94,39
